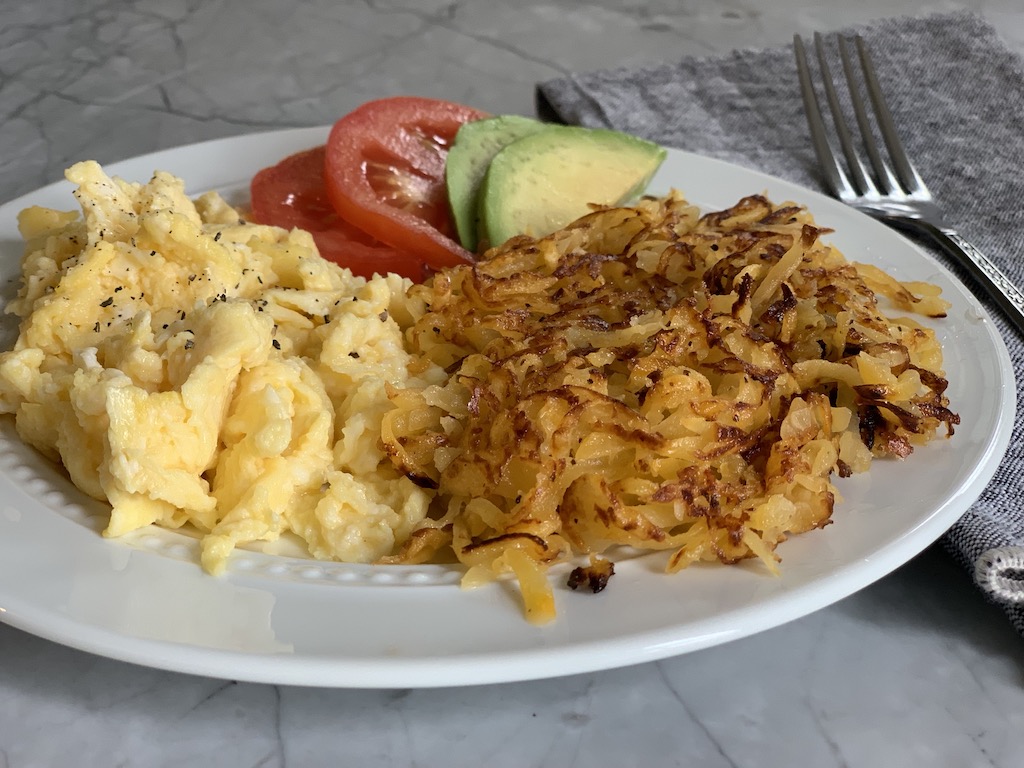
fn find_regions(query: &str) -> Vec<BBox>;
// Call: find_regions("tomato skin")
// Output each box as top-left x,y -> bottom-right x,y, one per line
249,145 -> 428,281
323,96 -> 488,272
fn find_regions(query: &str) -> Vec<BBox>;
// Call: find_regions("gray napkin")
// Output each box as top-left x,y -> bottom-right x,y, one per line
537,11 -> 1024,634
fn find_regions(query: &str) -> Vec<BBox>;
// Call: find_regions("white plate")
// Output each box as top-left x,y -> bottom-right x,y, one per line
0,128 -> 1013,688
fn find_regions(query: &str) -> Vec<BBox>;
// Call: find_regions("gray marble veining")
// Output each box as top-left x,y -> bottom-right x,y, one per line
2,1 -> 1024,766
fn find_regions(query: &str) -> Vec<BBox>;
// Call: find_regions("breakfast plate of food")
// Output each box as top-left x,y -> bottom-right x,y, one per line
0,100 -> 1013,688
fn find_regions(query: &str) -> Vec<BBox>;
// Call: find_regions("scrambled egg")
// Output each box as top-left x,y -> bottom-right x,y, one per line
0,161 -> 443,573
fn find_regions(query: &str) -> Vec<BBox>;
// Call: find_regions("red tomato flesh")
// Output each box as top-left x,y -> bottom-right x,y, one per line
324,96 -> 488,272
249,145 -> 429,281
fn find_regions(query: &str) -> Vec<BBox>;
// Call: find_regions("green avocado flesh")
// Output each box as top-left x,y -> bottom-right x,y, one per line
478,125 -> 667,249
445,115 -> 548,252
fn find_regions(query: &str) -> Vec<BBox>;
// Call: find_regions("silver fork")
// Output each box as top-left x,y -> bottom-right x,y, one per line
794,33 -> 1024,335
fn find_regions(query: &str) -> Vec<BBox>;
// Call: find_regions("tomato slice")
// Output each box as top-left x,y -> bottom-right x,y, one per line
249,145 -> 429,281
323,96 -> 488,272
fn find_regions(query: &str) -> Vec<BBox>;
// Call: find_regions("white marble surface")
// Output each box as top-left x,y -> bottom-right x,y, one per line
2,1 -> 1024,766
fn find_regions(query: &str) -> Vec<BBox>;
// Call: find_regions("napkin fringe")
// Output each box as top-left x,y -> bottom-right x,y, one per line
975,547 -> 1024,604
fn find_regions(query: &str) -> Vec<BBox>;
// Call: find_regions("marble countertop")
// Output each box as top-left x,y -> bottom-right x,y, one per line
3,1 -> 1024,766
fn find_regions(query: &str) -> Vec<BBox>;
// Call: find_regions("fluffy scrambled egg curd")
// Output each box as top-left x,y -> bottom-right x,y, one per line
0,161 -> 442,573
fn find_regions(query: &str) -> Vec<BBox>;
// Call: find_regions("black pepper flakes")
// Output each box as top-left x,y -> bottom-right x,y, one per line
100,297 -> 114,307
214,232 -> 222,242
272,339 -> 281,350
379,310 -> 389,322
184,339 -> 195,350
348,351 -> 360,359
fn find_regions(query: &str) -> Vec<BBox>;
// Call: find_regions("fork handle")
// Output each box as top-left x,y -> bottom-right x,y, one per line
914,223 -> 1024,337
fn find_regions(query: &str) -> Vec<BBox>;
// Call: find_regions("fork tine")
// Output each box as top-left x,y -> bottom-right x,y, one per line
793,35 -> 853,199
838,36 -> 902,196
854,36 -> 930,196
812,32 -> 875,196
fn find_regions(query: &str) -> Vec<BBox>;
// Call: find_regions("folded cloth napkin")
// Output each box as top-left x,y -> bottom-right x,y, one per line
537,11 -> 1024,634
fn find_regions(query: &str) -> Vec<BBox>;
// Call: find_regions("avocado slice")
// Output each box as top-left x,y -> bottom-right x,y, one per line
445,115 -> 549,252
478,126 -> 667,249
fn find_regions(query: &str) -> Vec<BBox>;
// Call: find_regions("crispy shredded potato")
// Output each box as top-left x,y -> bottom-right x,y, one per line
380,190 -> 959,624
